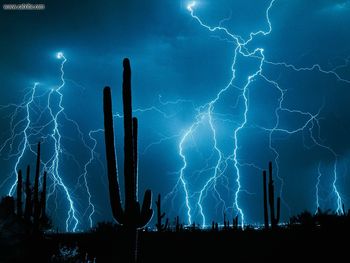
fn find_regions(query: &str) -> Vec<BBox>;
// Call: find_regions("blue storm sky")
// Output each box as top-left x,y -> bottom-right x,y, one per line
0,0 -> 350,231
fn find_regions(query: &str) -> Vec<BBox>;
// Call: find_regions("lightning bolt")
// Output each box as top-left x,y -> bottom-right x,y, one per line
82,95 -> 196,225
78,129 -> 103,228
0,52 -> 95,232
6,82 -> 39,195
1,1 -> 348,231
44,52 -> 79,231
315,162 -> 322,213
168,0 -> 349,227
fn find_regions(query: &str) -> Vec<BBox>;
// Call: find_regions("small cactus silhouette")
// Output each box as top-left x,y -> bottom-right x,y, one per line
262,161 -> 281,229
155,194 -> 168,232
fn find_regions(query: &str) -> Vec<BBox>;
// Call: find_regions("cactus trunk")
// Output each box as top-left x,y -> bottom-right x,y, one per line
24,165 -> 32,222
40,171 -> 47,219
33,142 -> 41,230
268,162 -> 275,227
16,169 -> 23,217
266,162 -> 281,229
263,170 -> 269,230
123,58 -> 136,216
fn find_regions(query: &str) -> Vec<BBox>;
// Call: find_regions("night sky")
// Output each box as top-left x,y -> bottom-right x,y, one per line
1,0 -> 350,231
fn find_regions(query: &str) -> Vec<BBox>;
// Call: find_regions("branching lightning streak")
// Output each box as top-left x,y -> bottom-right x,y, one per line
0,52 -> 91,232
180,0 -> 276,227
80,129 -> 103,228
7,83 -> 38,195
315,162 -> 322,213
83,96 -> 196,224
43,53 -> 80,231
1,1 -> 348,230
176,0 -> 349,227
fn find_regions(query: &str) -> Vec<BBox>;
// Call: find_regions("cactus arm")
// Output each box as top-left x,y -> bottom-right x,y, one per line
138,189 -> 153,228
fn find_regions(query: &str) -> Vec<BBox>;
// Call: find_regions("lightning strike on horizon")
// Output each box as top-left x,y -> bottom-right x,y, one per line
166,0 -> 349,227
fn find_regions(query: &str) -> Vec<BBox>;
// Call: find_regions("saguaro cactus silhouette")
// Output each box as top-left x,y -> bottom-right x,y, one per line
263,170 -> 269,229
103,58 -> 153,229
40,171 -> 47,219
103,58 -> 153,262
262,162 -> 281,229
16,169 -> 23,217
175,216 -> 181,232
33,142 -> 41,230
155,194 -> 168,232
24,165 -> 32,221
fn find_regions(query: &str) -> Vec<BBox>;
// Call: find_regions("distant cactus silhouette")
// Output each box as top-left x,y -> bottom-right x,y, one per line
175,216 -> 180,232
14,142 -> 49,231
263,170 -> 268,229
233,215 -> 239,229
155,194 -> 168,232
33,142 -> 41,230
40,171 -> 47,220
16,169 -> 23,217
262,162 -> 281,229
223,212 -> 227,230
24,165 -> 32,221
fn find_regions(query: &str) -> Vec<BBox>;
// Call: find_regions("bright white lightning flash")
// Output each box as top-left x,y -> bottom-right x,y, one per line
164,0 -> 348,227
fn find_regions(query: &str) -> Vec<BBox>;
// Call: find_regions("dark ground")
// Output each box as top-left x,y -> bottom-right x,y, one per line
0,226 -> 347,262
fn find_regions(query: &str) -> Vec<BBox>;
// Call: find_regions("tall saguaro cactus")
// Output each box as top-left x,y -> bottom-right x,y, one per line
262,162 -> 281,229
103,58 -> 153,229
104,58 -> 153,262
